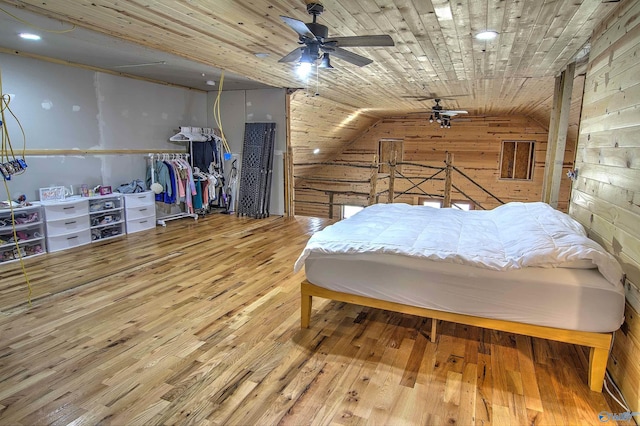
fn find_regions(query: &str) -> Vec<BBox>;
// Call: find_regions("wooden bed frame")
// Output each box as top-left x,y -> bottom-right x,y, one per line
300,280 -> 612,392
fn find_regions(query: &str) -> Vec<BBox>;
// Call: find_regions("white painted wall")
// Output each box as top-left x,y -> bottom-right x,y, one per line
207,88 -> 287,216
0,53 -> 207,201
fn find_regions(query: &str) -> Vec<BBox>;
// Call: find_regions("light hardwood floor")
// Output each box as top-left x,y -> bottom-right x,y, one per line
0,214 -> 622,425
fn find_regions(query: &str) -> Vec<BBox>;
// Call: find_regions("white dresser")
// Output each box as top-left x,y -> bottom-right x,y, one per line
123,191 -> 156,234
42,198 -> 91,253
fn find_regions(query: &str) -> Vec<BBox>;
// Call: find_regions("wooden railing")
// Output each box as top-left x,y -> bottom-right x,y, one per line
293,152 -> 504,218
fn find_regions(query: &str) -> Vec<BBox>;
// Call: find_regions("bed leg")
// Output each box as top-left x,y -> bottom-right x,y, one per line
430,319 -> 437,343
588,346 -> 608,392
301,292 -> 312,329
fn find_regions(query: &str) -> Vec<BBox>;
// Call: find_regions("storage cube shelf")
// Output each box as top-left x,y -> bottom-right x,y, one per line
0,204 -> 47,263
2,193 -> 156,261
89,194 -> 125,242
42,194 -> 126,253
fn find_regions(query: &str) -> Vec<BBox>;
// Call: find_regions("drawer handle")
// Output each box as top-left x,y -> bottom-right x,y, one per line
139,208 -> 147,212
140,220 -> 148,224
67,236 -> 78,240
63,207 -> 75,210
137,196 -> 146,199
64,221 -> 76,225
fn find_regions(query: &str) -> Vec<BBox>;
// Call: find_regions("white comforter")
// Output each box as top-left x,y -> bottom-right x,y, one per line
294,202 -> 624,287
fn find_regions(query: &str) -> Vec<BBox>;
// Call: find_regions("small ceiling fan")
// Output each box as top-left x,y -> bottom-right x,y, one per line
278,2 -> 394,71
413,99 -> 469,128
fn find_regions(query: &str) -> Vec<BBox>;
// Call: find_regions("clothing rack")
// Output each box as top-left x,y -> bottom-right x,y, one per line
148,153 -> 198,226
170,127 -> 220,143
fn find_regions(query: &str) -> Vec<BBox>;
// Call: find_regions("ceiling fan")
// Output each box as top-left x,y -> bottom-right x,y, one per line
422,99 -> 469,128
278,2 -> 394,73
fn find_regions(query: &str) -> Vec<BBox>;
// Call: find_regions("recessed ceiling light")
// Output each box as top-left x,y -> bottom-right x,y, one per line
19,33 -> 41,41
205,80 -> 216,86
476,30 -> 498,41
254,52 -> 270,58
313,148 -> 320,154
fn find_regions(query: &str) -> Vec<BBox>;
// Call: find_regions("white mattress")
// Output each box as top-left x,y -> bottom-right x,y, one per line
295,203 -> 625,287
304,252 -> 626,333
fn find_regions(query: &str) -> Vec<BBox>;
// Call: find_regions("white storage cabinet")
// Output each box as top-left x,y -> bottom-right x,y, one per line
0,204 -> 47,263
123,191 -> 156,234
43,198 -> 91,253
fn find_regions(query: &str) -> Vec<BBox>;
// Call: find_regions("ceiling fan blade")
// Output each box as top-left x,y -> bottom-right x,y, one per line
278,47 -> 303,63
280,16 -> 316,40
326,47 -> 372,67
324,35 -> 394,47
402,96 -> 433,101
403,94 -> 466,101
443,110 -> 468,114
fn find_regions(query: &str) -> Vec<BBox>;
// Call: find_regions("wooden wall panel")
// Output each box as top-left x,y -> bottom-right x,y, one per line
570,0 -> 640,416
290,90 -> 382,216
290,90 -> 380,167
293,111 -> 576,217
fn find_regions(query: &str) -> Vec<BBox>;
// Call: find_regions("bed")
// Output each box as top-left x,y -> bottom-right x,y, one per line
294,202 -> 626,392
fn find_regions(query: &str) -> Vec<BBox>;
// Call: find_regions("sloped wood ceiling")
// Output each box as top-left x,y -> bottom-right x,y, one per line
2,0 -> 619,126
290,90 -> 380,170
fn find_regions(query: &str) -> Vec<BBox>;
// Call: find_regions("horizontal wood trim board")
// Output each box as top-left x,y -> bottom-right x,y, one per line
21,149 -> 188,156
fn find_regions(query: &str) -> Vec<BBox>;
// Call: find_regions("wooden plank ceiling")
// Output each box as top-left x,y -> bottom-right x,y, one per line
2,0 -> 619,124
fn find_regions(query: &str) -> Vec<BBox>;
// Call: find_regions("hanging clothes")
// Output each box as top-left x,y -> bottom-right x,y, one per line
191,135 -> 224,176
161,161 -> 178,204
192,137 -> 216,174
193,182 -> 203,210
148,152 -> 199,225
146,160 -> 172,199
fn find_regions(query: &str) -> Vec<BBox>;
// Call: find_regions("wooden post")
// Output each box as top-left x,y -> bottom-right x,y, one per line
550,62 -> 575,208
369,155 -> 378,205
542,74 -> 562,203
542,62 -> 575,208
328,192 -> 334,219
388,151 -> 396,203
443,152 -> 453,207
284,91 -> 295,216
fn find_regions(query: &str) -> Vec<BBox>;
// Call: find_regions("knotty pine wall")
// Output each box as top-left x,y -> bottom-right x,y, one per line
570,0 -> 640,414
290,91 -> 380,217
293,111 -> 577,217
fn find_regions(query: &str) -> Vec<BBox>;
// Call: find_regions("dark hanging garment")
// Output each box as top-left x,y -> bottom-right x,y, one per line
191,138 -> 217,173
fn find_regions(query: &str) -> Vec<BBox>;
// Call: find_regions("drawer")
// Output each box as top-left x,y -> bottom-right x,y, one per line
46,216 -> 90,237
126,205 -> 155,221
43,200 -> 89,221
124,192 -> 155,208
47,230 -> 91,252
126,217 -> 156,234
